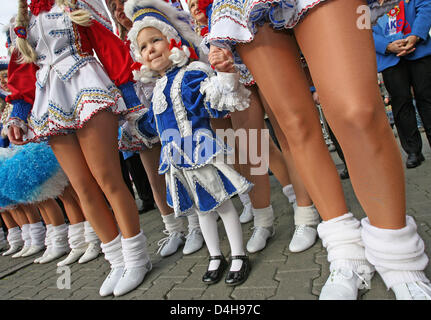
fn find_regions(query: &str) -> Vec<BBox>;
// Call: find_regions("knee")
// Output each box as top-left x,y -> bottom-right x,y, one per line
92,170 -> 122,196
340,102 -> 385,133
281,116 -> 315,147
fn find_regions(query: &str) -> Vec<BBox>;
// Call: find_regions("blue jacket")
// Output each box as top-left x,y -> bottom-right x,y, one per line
137,61 -> 249,175
372,0 -> 431,72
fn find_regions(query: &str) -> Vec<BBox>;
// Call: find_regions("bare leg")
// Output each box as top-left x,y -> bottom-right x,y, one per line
236,25 -> 348,221
21,204 -> 41,224
229,85 -> 271,209
1,211 -> 19,229
260,92 -> 313,207
294,0 -> 405,228
75,111 -> 140,239
37,199 -> 66,227
10,206 -> 29,227
50,132 -> 119,243
37,205 -> 51,225
139,145 -> 172,216
266,129 -> 291,187
58,185 -> 85,225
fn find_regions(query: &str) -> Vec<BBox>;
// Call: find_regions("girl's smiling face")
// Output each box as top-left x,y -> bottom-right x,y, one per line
188,0 -> 208,26
137,27 -> 173,75
105,0 -> 133,31
0,70 -> 9,92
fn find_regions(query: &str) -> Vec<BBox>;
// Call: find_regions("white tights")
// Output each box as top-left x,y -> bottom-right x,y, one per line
197,200 -> 245,272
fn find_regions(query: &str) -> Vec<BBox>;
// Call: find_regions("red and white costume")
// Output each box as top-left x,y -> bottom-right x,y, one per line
6,0 -> 144,142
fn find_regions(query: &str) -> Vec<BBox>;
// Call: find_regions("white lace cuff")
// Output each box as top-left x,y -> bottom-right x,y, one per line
200,72 -> 250,112
6,118 -> 28,134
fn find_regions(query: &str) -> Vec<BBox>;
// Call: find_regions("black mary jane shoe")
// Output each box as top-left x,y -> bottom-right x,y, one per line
202,255 -> 228,285
225,255 -> 251,286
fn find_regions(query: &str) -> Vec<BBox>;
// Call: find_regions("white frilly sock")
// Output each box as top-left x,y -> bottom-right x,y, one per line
121,231 -> 151,269
361,216 -> 430,289
294,204 -> 320,226
68,222 -> 86,249
238,193 -> 251,207
21,224 -> 31,247
252,205 -> 274,228
51,224 -> 69,252
101,233 -> 124,269
45,224 -> 53,248
282,184 -> 296,204
84,221 -> 100,244
317,213 -> 373,272
7,227 -> 23,246
162,213 -> 186,234
29,222 -> 46,247
186,212 -> 201,232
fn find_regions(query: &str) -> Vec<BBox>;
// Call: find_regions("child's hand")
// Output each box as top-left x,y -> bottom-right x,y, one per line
208,45 -> 235,73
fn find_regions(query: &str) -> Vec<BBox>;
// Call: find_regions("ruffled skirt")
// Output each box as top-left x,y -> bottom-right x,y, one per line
26,59 -> 128,142
209,0 -> 328,85
165,161 -> 253,217
0,143 -> 69,211
210,0 -> 328,43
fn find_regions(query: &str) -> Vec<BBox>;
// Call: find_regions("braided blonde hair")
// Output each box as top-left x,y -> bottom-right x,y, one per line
15,0 -> 92,64
15,0 -> 37,63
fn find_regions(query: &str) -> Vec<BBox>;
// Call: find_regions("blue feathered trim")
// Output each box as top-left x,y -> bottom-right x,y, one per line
0,143 -> 69,205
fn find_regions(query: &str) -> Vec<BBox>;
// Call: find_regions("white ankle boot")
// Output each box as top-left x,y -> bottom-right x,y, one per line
361,216 -> 431,300
183,213 -> 204,255
238,194 -> 253,224
79,221 -> 101,264
57,222 -> 86,267
318,213 -> 374,300
39,224 -> 69,264
12,245 -> 30,258
2,227 -> 23,256
113,231 -> 152,297
157,230 -> 185,257
159,213 -> 186,257
246,206 -> 275,253
100,234 -> 124,297
34,224 -> 53,263
289,203 -> 320,253
319,259 -> 374,300
12,224 -> 31,258
21,222 -> 46,257
391,281 -> 431,300
183,227 -> 204,255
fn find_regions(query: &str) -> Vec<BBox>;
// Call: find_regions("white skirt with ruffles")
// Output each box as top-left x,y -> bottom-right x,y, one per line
26,59 -> 127,142
165,161 -> 253,217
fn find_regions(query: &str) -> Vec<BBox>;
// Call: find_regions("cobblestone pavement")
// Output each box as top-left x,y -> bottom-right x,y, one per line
0,133 -> 430,300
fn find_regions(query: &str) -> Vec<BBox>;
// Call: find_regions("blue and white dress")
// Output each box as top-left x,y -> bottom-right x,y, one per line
135,61 -> 252,217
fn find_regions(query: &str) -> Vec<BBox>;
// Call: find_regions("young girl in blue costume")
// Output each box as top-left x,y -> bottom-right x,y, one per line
125,0 -> 252,285
208,0 -> 431,299
6,0 -> 153,297
106,0 -> 205,259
